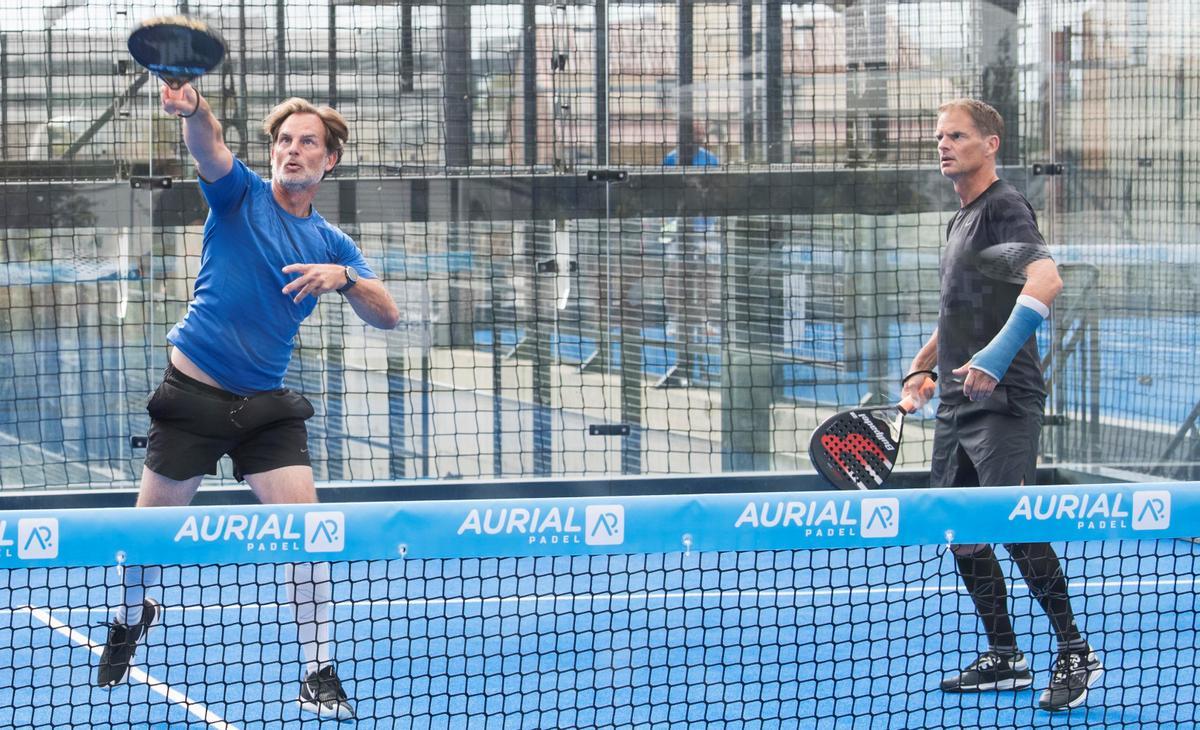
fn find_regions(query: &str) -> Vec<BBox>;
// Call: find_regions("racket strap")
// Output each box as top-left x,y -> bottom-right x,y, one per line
901,369 -> 937,386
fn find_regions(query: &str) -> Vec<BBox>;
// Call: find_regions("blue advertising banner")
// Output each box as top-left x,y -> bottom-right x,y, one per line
0,482 -> 1193,569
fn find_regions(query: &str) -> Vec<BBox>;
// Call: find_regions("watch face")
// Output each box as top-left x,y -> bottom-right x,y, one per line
345,267 -> 358,283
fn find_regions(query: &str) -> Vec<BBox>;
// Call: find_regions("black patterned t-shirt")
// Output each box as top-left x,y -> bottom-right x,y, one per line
938,179 -> 1053,406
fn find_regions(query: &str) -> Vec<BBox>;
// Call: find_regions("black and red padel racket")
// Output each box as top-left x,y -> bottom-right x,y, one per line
809,399 -> 913,490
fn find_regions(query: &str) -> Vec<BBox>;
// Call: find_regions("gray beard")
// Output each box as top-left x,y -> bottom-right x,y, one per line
273,166 -> 322,192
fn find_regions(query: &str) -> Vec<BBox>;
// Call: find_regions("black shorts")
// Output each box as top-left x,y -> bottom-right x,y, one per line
143,364 -> 315,482
929,387 -> 1045,488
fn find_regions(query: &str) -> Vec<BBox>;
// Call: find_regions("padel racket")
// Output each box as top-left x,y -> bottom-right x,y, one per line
809,399 -> 913,490
973,241 -> 1052,284
127,15 -> 226,90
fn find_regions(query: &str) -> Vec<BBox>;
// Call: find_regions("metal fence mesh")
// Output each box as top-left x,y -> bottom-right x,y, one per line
1,0 -> 1198,488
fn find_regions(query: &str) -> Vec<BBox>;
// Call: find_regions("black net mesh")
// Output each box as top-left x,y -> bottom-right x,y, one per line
2,535 -> 1197,727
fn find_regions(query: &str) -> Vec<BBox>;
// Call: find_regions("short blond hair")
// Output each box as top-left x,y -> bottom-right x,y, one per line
938,98 -> 1005,141
261,98 -> 349,165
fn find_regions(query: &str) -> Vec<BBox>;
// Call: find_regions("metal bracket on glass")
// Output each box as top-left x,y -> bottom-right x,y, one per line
586,169 -> 629,183
536,258 -> 576,274
130,176 -> 173,189
589,424 -> 631,436
1031,163 -> 1065,176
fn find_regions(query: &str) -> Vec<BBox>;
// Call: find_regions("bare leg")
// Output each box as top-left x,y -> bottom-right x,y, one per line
118,467 -> 203,624
243,466 -> 333,674
243,464 -> 318,506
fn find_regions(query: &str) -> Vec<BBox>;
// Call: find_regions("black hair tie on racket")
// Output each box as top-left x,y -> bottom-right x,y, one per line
901,369 -> 938,386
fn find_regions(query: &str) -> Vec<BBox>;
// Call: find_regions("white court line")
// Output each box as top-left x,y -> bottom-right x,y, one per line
23,607 -> 238,730
10,576 -> 1196,616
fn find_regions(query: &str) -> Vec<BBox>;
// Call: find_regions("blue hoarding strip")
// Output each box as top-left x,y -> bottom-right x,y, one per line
0,482 -> 1193,569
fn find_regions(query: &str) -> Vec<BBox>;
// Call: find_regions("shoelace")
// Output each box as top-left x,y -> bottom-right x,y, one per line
92,621 -> 137,652
309,670 -> 348,702
1051,653 -> 1084,683
972,652 -> 1002,671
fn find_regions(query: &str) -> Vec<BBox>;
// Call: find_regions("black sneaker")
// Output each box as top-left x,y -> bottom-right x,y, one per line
1038,647 -> 1103,711
95,598 -> 160,687
940,650 -> 1034,692
299,665 -> 356,720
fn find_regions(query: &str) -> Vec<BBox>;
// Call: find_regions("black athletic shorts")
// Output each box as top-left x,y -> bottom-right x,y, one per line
929,387 -> 1045,488
143,364 -> 315,482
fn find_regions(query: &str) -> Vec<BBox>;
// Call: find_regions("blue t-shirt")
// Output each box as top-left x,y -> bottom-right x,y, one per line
662,147 -> 719,167
663,147 -> 720,230
167,159 -> 375,394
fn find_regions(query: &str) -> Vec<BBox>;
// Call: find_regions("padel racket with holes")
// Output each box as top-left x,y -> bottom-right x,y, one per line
973,241 -> 1052,284
809,399 -> 913,490
127,15 -> 226,90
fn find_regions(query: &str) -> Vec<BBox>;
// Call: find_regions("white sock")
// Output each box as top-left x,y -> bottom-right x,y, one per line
286,562 -> 333,676
115,565 -> 160,625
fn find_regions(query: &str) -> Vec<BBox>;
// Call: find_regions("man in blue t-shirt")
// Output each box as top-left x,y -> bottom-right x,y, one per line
663,122 -> 720,232
95,82 -> 399,720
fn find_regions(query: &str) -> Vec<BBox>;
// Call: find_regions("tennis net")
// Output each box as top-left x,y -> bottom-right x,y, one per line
1,477 -> 1197,728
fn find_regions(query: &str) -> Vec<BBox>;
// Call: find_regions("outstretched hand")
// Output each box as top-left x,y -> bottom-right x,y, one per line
282,264 -> 350,303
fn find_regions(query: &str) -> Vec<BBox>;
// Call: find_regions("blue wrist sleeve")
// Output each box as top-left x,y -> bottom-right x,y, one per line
971,297 -> 1047,381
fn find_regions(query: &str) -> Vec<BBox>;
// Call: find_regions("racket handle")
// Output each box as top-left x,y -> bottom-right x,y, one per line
898,396 -> 915,414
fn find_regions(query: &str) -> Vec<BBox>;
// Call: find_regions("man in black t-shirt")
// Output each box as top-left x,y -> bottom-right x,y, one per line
901,99 -> 1102,712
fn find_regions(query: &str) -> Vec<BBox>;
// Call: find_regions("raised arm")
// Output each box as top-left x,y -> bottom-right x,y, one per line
161,83 -> 233,182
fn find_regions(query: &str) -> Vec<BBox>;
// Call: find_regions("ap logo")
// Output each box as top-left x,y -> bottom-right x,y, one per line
304,512 -> 345,553
584,505 -> 625,546
18,518 -> 59,559
860,498 -> 900,538
1132,491 -> 1171,531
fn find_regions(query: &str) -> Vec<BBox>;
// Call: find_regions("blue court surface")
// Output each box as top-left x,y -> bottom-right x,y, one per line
1,538 -> 1196,729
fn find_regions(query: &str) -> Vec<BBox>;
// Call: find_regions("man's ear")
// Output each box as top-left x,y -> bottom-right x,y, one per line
987,134 -> 1000,158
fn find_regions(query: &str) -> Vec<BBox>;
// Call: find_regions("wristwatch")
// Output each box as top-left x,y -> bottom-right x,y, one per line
337,266 -> 359,294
